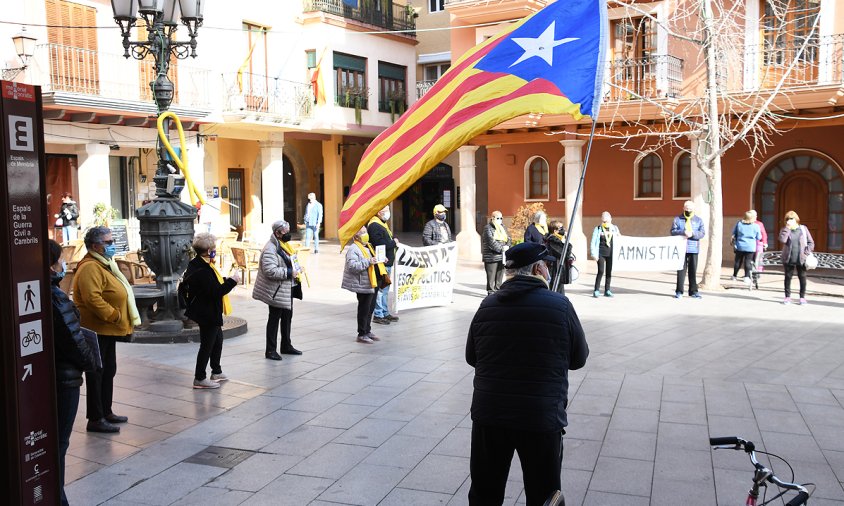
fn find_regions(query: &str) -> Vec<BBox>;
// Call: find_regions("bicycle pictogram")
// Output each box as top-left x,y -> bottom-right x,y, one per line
22,329 -> 41,347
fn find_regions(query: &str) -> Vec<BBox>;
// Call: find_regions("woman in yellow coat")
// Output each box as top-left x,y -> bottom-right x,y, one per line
72,226 -> 140,433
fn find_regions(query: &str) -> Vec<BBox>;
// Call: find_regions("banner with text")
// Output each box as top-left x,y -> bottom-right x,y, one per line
393,243 -> 458,311
613,235 -> 687,271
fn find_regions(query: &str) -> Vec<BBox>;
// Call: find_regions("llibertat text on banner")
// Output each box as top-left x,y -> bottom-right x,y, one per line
393,243 -> 458,311
612,235 -> 687,272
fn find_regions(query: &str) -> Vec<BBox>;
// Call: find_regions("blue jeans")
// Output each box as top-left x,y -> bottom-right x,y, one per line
304,225 -> 319,251
57,384 -> 80,506
374,285 -> 390,318
62,225 -> 77,244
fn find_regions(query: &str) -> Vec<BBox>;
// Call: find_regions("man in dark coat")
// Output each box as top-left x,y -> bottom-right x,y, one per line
422,204 -> 453,246
367,205 -> 399,324
466,241 -> 589,506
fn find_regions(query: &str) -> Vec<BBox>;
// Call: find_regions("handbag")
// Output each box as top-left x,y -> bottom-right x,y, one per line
292,283 -> 303,300
805,253 -> 818,270
378,272 -> 392,289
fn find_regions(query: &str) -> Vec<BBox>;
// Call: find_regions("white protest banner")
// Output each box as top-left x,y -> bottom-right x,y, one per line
393,243 -> 458,311
613,235 -> 687,271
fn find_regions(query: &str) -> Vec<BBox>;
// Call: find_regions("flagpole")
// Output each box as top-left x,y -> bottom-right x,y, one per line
552,118 -> 598,293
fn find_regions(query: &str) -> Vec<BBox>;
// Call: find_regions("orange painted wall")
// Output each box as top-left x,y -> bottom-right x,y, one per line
487,142 -> 565,217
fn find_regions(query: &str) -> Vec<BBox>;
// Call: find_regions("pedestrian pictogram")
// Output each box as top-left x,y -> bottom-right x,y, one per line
17,280 -> 40,316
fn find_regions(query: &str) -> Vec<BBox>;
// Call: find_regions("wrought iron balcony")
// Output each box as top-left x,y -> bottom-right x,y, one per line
35,43 -> 211,109
303,0 -> 416,36
416,80 -> 436,99
222,72 -> 314,124
605,54 -> 684,102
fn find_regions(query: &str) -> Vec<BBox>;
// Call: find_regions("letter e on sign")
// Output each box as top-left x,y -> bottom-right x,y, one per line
9,115 -> 34,152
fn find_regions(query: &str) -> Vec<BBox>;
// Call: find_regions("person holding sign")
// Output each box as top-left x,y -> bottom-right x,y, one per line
181,233 -> 240,389
481,211 -> 510,294
49,239 -> 98,506
342,226 -> 387,344
73,226 -> 141,433
253,220 -> 304,360
670,201 -> 706,299
422,204 -> 453,246
590,212 -> 621,298
55,192 -> 79,244
368,205 -> 399,325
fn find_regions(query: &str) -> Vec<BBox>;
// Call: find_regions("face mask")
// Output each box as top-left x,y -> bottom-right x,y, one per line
684,210 -> 692,218
536,264 -> 551,284
381,211 -> 391,221
435,213 -> 446,221
206,251 -> 217,262
359,233 -> 370,243
103,244 -> 117,259
494,217 -> 503,223
281,233 -> 292,242
54,261 -> 67,279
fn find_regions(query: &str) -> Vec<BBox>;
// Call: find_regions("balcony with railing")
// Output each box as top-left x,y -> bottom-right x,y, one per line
605,55 -> 684,102
35,43 -> 212,111
303,0 -> 416,36
416,80 -> 435,99
222,73 -> 314,125
736,34 -> 844,92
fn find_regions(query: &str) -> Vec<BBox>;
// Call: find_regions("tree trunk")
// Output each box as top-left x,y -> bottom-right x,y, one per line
699,0 -> 724,290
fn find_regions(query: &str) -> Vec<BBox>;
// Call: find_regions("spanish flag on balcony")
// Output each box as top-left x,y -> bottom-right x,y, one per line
338,0 -> 607,246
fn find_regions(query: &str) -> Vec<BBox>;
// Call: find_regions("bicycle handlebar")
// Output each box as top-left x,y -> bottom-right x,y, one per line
785,491 -> 810,506
709,436 -> 741,446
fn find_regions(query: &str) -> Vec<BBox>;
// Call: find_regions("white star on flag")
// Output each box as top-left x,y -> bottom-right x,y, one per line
509,21 -> 579,68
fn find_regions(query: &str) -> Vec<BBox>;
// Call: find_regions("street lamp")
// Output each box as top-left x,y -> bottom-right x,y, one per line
2,28 -> 37,81
110,0 -> 204,332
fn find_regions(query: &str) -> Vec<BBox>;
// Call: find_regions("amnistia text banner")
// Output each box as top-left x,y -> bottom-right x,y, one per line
613,235 -> 687,271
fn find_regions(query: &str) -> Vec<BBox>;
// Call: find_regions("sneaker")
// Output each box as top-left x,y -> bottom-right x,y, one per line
783,297 -> 791,305
210,373 -> 228,382
744,277 -> 753,290
691,293 -> 702,299
730,275 -> 737,281
356,335 -> 374,344
674,292 -> 682,299
799,298 -> 807,305
604,290 -> 614,298
373,316 -> 391,325
593,290 -> 600,298
385,314 -> 399,322
366,332 -> 381,341
193,378 -> 220,389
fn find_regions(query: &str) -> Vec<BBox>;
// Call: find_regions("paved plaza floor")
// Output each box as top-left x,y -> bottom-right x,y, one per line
65,243 -> 844,505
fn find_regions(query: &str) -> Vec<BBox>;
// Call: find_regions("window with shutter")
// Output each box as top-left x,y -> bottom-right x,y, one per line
45,0 -> 100,94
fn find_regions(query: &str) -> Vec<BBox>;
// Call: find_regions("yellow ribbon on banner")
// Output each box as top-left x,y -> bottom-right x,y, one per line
156,111 -> 205,207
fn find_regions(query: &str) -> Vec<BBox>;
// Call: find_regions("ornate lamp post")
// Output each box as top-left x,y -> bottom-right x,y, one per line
2,28 -> 38,80
110,0 -> 204,332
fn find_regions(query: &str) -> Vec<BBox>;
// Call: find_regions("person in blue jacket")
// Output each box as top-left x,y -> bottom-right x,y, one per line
670,201 -> 706,298
730,211 -> 762,287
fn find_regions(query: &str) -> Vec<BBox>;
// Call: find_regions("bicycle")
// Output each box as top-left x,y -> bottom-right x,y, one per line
22,329 -> 41,347
710,436 -> 813,505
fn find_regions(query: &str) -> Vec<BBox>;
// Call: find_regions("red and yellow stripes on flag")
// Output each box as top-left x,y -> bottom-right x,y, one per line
338,16 -> 585,246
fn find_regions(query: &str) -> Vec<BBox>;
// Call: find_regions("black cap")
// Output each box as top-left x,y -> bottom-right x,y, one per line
505,242 -> 549,269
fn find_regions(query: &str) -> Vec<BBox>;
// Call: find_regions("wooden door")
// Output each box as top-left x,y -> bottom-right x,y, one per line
778,171 -> 826,251
228,169 -> 245,238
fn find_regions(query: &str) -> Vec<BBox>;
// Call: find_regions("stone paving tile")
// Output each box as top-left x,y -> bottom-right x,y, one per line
560,468 -> 592,506
334,417 -> 407,448
318,463 -> 409,505
582,491 -> 650,506
566,394 -> 616,417
810,424 -> 844,452
362,434 -> 441,469
319,374 -> 376,394
344,385 -> 404,407
246,474 -> 334,505
286,442 -> 373,479
796,402 -> 844,428
650,478 -> 716,506
653,447 -> 713,483
306,402 -> 376,429
661,382 -> 705,404
562,438 -> 601,472
398,411 -> 464,440
170,486 -> 253,506
379,487 -> 452,505
283,389 -> 350,413
753,408 -> 812,435
432,427 -> 471,458
599,429 -> 657,461
589,456 -> 654,497
659,400 -> 707,425
398,454 -> 470,494
113,462 -> 225,505
607,406 -> 659,433
788,385 -> 841,405
615,386 -> 662,410
262,424 -> 344,456
207,452 -> 302,492
760,432 -> 827,463
748,388 -> 800,412
564,414 -> 610,441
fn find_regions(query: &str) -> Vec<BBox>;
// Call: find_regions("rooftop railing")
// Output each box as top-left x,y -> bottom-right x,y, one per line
303,0 -> 416,36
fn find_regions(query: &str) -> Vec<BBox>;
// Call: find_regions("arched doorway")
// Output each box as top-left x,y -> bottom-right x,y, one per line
755,151 -> 844,253
282,155 -> 297,225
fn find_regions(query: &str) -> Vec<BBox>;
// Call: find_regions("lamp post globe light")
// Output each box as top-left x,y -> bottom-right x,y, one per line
110,0 -> 205,332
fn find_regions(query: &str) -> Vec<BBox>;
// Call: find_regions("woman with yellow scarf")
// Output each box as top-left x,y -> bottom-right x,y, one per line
342,226 -> 386,344
482,211 -> 511,294
182,233 -> 240,389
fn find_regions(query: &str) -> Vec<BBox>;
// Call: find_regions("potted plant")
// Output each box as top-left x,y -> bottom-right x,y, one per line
341,85 -> 368,125
92,202 -> 120,228
387,87 -> 406,122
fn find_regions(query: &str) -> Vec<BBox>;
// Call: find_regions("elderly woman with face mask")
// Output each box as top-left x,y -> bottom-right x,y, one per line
524,211 -> 549,245
481,211 -> 511,295
253,220 -> 304,360
73,226 -> 141,433
342,226 -> 386,344
590,212 -> 621,298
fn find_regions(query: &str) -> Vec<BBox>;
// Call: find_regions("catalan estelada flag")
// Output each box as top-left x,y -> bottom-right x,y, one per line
338,0 -> 607,246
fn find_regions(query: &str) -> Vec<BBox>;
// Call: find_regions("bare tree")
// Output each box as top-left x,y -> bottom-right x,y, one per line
563,0 -> 823,289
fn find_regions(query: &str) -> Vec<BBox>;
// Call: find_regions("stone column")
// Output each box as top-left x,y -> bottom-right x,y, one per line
75,143 -> 111,229
559,140 -> 588,264
322,135 -> 343,240
456,145 -> 482,261
260,132 -> 285,223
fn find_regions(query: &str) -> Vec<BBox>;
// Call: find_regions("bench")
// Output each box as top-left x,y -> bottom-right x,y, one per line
760,252 -> 844,270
